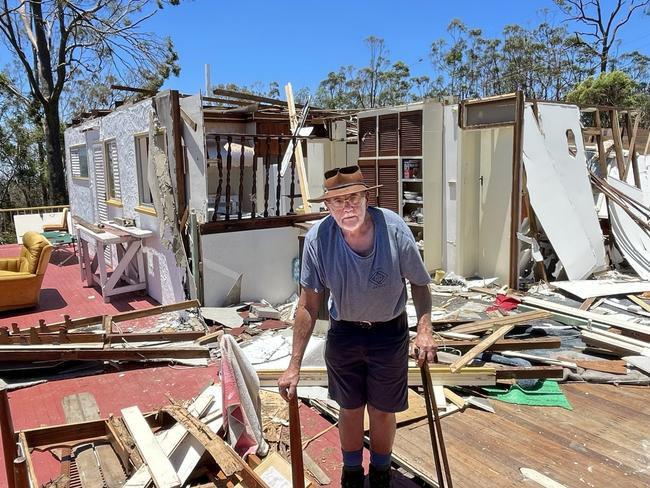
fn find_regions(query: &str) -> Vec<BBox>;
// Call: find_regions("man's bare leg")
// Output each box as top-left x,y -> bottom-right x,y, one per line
339,405 -> 366,451
367,405 -> 396,454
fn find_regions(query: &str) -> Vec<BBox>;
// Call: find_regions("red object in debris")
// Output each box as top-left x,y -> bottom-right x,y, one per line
487,294 -> 521,313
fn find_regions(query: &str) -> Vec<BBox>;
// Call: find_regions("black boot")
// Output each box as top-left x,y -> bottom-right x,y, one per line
341,466 -> 365,488
369,464 -> 392,488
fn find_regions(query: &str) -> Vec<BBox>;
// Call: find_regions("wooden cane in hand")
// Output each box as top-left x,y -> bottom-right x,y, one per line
420,363 -> 454,487
289,395 -> 306,488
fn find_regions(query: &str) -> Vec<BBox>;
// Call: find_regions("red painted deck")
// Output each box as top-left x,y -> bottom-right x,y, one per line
0,243 -> 157,329
2,363 -> 416,488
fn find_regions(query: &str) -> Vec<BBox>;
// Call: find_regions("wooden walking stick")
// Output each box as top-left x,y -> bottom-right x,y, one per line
420,364 -> 454,487
289,395 -> 306,488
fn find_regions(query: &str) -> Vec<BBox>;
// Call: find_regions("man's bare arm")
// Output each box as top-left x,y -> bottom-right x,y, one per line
410,282 -> 437,366
278,288 -> 321,400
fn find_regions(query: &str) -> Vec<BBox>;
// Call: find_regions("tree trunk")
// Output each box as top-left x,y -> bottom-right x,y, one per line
601,38 -> 609,73
43,101 -> 68,205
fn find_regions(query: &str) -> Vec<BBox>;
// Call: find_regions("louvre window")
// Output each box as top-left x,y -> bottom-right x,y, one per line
70,145 -> 89,178
104,140 -> 121,201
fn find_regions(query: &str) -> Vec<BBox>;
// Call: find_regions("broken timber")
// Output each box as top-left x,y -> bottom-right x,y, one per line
162,405 -> 271,488
434,336 -> 561,352
3,300 -> 200,335
0,329 -> 205,345
449,310 -> 551,334
0,346 -> 209,362
471,289 -> 650,340
121,406 -> 181,488
449,325 -> 515,373
258,367 -> 497,387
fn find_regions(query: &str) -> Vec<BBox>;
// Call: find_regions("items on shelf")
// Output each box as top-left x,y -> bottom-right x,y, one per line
403,190 -> 423,202
403,159 -> 422,179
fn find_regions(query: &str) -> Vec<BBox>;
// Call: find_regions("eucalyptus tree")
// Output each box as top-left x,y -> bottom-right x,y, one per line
0,0 -> 181,204
554,0 -> 650,73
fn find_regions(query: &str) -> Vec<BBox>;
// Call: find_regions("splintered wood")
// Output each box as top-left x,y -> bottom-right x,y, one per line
163,404 -> 241,477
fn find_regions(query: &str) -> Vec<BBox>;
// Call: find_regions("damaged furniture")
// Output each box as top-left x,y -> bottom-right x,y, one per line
76,221 -> 152,303
41,230 -> 77,266
42,207 -> 69,232
0,231 -> 52,312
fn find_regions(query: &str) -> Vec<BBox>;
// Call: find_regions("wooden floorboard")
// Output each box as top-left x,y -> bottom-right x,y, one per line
393,383 -> 650,487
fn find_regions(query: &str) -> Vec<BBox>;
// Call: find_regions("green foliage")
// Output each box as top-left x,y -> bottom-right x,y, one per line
429,17 -> 594,99
314,37 -> 422,109
566,70 -> 639,107
0,0 -> 185,202
0,71 -> 47,211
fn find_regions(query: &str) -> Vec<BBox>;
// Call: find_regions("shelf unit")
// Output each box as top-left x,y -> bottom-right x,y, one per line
357,108 -> 425,251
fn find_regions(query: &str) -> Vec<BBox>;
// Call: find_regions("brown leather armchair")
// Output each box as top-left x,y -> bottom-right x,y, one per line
0,231 -> 52,312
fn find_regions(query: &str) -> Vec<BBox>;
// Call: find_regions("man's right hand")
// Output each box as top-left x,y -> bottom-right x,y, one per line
277,366 -> 300,402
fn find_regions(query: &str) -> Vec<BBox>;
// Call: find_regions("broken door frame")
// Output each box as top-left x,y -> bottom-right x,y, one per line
458,91 -> 525,289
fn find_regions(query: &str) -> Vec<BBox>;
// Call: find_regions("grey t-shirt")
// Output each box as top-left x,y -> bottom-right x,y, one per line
300,207 -> 431,322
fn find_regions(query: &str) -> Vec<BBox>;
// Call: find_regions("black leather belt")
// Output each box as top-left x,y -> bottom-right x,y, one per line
337,315 -> 404,329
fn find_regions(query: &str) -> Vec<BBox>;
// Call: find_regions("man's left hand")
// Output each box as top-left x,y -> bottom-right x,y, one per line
412,330 -> 438,367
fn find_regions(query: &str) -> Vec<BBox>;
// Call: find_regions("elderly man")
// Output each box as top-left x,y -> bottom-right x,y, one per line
278,165 -> 436,488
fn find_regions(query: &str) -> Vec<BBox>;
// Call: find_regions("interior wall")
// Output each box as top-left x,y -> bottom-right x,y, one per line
422,102 -> 444,272
65,126 -> 98,225
307,141 -> 326,205
180,95 -> 207,221
201,227 -> 300,306
457,131 -> 480,276
442,105 -> 459,272
478,127 -> 513,283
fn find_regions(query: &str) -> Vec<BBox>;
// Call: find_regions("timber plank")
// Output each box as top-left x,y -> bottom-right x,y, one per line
0,346 -> 210,362
95,443 -> 127,488
449,325 -> 515,372
74,445 -> 104,488
121,406 -> 181,488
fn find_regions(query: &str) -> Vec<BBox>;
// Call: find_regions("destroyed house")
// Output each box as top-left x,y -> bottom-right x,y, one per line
64,88 -> 649,309
64,89 -> 357,307
357,94 -> 649,289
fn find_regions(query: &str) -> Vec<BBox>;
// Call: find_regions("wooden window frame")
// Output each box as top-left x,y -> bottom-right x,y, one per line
134,131 -> 163,213
103,139 -> 121,203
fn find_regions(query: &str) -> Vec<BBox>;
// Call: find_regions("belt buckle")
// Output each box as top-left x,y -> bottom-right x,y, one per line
359,321 -> 373,329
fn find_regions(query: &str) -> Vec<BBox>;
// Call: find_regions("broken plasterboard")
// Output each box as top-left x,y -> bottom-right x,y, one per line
607,176 -> 650,280
551,279 -> 650,300
200,307 -> 244,328
521,103 -> 607,280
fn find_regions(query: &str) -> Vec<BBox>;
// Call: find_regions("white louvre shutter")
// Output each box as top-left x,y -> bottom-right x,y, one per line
70,148 -> 81,178
93,143 -> 111,264
93,143 -> 108,222
109,141 -> 121,200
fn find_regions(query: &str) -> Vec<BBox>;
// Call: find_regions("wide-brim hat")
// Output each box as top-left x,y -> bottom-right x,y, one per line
309,165 -> 382,203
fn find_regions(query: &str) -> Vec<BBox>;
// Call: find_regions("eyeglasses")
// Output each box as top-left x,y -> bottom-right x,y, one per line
326,192 -> 365,209
324,165 -> 360,180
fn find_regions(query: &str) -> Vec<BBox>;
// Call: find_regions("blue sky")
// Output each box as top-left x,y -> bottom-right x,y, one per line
149,0 -> 649,95
0,1 -> 647,95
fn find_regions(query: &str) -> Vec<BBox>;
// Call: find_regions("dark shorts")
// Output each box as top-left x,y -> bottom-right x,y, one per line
324,312 -> 409,413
